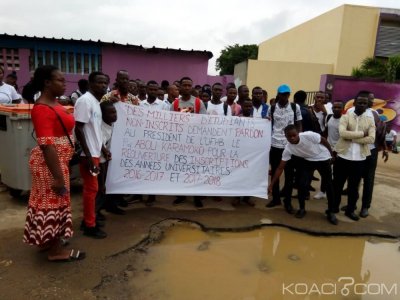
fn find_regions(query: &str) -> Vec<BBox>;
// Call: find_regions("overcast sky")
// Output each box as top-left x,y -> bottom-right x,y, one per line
2,0 -> 400,75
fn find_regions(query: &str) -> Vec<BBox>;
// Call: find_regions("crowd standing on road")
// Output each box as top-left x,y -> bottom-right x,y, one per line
0,65 -> 394,262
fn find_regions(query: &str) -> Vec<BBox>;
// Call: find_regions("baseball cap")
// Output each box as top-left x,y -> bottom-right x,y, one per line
277,84 -> 291,94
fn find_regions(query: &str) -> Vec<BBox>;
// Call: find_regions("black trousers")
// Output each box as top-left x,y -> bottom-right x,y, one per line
299,160 -> 335,212
282,155 -> 303,206
360,148 -> 378,209
270,146 -> 292,204
333,157 -> 365,213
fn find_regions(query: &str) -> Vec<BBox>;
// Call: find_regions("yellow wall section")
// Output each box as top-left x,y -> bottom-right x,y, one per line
258,6 -> 345,65
241,5 -> 381,94
246,59 -> 333,96
335,6 -> 380,74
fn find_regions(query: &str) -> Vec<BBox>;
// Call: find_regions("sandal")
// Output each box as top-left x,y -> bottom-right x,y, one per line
48,249 -> 86,262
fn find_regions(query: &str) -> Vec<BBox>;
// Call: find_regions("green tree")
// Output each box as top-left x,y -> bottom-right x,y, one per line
351,55 -> 400,82
216,44 -> 258,75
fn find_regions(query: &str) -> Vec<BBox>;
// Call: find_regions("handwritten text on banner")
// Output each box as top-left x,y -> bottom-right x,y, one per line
106,102 -> 271,198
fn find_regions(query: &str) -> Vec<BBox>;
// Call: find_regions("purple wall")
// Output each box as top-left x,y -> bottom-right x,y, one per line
13,45 -> 233,97
15,49 -> 30,93
102,46 -> 210,86
323,75 -> 400,132
206,75 -> 235,87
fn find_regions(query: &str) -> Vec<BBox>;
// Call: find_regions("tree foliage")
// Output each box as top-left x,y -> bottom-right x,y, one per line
216,44 -> 258,75
351,55 -> 400,82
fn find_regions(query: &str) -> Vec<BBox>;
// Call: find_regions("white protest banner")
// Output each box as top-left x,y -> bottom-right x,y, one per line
106,102 -> 271,198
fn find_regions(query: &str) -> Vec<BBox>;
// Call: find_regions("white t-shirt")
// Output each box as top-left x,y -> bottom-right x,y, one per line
0,83 -> 21,104
326,115 -> 341,148
267,102 -> 303,149
385,130 -> 397,141
282,131 -> 331,162
140,98 -> 169,110
74,92 -> 103,157
206,102 -> 232,116
100,121 -> 113,163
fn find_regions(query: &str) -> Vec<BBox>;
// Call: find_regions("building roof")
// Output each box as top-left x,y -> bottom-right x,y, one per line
0,33 -> 213,59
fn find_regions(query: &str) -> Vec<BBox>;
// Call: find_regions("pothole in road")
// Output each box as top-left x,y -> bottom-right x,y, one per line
95,220 -> 400,300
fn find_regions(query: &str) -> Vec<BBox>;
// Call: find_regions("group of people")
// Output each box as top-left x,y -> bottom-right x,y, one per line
267,89 -> 387,226
19,65 -> 393,263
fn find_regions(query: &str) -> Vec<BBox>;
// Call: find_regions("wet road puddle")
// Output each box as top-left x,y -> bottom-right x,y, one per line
130,225 -> 400,299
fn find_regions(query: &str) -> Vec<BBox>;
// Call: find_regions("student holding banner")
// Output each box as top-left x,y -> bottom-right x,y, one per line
171,76 -> 207,207
140,80 -> 169,206
232,99 -> 257,207
74,72 -> 108,239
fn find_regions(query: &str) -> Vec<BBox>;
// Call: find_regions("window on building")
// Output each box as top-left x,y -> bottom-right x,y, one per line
37,50 -> 43,67
0,48 -> 20,71
83,53 -> 89,74
53,51 -> 59,66
29,50 -> 35,71
76,53 -> 82,74
68,52 -> 74,73
376,20 -> 400,58
45,50 -> 52,65
98,54 -> 102,72
91,54 -> 97,71
28,48 -> 101,74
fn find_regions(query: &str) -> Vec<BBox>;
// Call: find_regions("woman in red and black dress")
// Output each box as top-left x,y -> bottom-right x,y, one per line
23,65 -> 85,262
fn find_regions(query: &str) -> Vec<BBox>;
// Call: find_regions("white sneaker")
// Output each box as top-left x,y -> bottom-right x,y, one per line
313,191 -> 326,199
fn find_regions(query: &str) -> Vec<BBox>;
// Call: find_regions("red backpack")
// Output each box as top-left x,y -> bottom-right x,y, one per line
173,97 -> 201,113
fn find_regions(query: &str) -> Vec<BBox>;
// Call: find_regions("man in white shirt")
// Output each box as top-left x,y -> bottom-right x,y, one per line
325,102 -> 343,148
170,77 -> 206,207
139,80 -> 170,206
313,101 -> 343,200
74,71 -> 108,239
140,80 -> 169,111
137,80 -> 147,101
385,127 -> 397,152
268,125 -> 337,224
251,86 -> 268,118
163,84 -> 179,109
220,82 -> 238,103
266,84 -> 303,211
207,82 -> 232,116
237,85 -> 250,107
0,66 -> 21,103
333,91 -> 376,221
345,92 -> 388,218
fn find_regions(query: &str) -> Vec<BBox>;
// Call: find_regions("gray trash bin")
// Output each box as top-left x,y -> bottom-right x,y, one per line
0,104 -> 36,191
